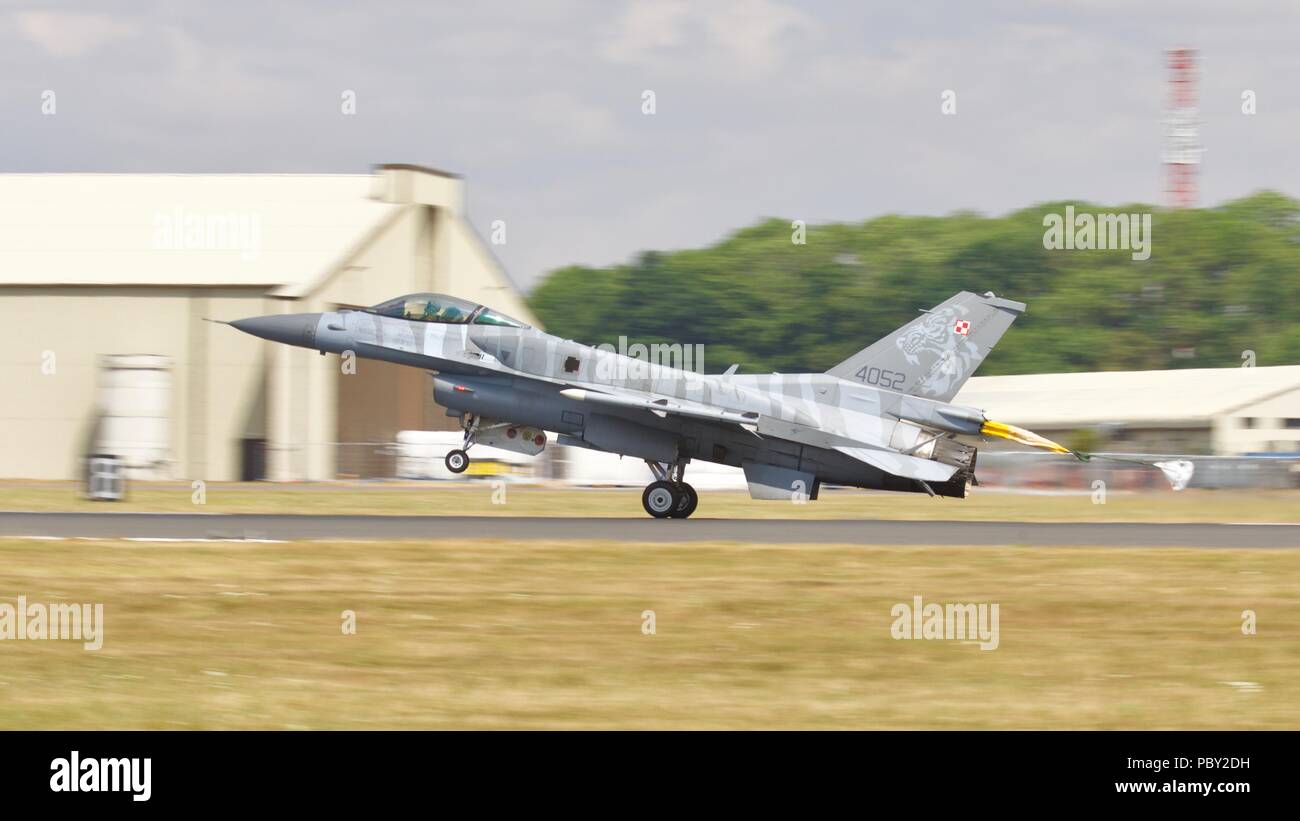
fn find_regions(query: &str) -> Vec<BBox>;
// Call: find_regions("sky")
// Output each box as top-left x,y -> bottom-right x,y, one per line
4,0 -> 1299,289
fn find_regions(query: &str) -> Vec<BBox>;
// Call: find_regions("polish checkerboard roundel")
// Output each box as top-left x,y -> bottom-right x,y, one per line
953,319 -> 971,336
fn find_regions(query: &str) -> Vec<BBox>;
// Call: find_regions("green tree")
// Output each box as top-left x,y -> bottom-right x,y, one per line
529,192 -> 1300,375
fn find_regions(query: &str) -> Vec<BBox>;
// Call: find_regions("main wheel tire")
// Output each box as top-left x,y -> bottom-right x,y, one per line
642,481 -> 681,518
669,482 -> 698,518
445,449 -> 469,474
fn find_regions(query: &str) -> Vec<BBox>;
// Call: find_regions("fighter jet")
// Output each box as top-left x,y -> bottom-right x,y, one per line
229,290 -> 1076,518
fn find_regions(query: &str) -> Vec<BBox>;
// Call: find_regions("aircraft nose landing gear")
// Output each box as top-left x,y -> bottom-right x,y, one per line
642,461 -> 698,519
446,414 -> 479,475
445,449 -> 469,474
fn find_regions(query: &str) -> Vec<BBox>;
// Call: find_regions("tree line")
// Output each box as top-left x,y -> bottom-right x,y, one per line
529,191 -> 1300,375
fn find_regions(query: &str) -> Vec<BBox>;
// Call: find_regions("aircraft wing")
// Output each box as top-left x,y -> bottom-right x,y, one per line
558,384 -> 960,482
557,387 -> 764,426
559,385 -> 858,446
833,447 -> 959,482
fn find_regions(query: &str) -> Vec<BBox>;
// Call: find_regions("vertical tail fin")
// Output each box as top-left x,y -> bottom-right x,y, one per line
827,291 -> 1025,402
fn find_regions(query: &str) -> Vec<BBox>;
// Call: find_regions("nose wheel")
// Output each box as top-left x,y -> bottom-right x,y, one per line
446,414 -> 480,475
445,449 -> 469,474
642,461 -> 698,518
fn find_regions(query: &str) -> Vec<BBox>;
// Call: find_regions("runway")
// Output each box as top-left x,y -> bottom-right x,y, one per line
1,511 -> 1298,547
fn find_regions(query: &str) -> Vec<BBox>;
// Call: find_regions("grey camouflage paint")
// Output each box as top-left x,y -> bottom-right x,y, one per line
246,291 -> 1023,496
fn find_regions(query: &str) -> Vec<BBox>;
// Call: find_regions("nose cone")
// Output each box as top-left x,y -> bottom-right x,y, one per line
230,313 -> 322,347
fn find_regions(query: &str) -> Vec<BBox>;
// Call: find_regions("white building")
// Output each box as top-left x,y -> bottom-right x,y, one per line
956,365 -> 1300,455
0,165 -> 535,481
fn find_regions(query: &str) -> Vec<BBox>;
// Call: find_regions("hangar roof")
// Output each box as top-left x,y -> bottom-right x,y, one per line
955,365 -> 1300,426
0,173 -> 405,289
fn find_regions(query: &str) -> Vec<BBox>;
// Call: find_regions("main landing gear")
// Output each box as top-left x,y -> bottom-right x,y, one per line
642,461 -> 698,519
445,415 -> 479,474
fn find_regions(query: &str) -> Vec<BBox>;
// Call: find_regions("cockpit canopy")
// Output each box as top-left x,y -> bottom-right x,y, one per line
368,293 -> 529,328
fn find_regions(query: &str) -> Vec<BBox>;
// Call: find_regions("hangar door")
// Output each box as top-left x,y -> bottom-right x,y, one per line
335,357 -> 457,478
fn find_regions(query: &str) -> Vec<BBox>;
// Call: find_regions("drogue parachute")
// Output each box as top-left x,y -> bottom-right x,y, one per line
976,419 -> 1196,491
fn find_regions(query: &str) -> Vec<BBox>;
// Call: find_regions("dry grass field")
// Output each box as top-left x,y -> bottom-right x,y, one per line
2,481 -> 1297,523
1,536 -> 1295,729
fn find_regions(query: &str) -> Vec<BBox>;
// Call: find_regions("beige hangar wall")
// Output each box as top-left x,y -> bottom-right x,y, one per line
0,286 -> 267,481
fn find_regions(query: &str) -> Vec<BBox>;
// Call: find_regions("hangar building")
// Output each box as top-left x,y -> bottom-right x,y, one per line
956,365 -> 1300,456
0,165 -> 535,481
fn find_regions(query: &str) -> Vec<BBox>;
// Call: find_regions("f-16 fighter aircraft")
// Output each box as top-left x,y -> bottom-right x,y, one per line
229,290 -> 1080,518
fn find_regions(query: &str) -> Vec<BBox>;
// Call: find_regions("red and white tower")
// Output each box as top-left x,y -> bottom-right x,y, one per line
1163,48 -> 1204,208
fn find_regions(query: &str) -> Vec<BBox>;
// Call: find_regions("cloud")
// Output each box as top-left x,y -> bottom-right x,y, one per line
601,0 -> 817,76
4,0 -> 1300,288
701,0 -> 818,74
600,0 -> 692,64
523,91 -> 622,148
15,10 -> 134,58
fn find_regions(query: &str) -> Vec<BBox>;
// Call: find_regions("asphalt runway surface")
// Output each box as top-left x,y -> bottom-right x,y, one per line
1,512 -> 1298,547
